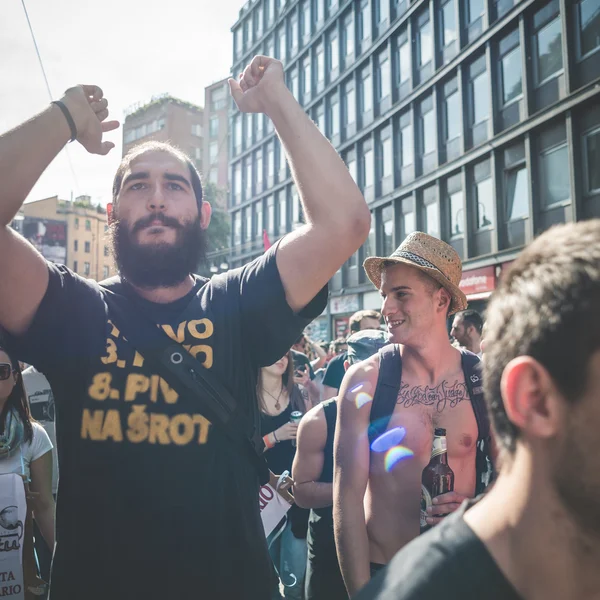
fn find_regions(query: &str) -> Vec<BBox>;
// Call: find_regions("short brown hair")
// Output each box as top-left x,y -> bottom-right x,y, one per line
483,221 -> 600,454
112,141 -> 203,210
349,309 -> 381,333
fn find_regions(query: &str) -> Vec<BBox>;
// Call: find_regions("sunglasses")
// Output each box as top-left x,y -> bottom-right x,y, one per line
0,364 -> 16,381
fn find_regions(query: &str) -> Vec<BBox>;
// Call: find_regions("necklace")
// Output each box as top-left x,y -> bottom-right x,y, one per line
263,385 -> 285,411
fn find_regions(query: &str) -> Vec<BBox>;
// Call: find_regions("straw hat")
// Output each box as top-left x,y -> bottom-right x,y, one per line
363,232 -> 467,316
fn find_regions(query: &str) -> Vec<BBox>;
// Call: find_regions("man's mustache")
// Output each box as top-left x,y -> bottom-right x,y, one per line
131,213 -> 182,234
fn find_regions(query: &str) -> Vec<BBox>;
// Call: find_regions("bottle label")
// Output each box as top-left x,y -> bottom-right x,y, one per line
420,484 -> 432,528
430,436 -> 447,459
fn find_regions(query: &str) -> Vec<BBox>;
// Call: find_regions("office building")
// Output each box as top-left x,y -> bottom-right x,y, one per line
229,0 -> 600,340
122,95 -> 204,172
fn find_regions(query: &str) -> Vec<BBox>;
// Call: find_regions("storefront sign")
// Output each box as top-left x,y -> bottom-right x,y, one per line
459,266 -> 496,297
330,294 -> 359,315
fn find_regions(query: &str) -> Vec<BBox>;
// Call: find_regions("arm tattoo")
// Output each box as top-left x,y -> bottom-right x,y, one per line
397,380 -> 469,413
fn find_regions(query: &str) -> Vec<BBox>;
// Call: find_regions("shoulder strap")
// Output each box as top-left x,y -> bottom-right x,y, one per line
101,286 -> 270,485
322,398 -> 337,434
368,344 -> 402,444
460,350 -> 489,440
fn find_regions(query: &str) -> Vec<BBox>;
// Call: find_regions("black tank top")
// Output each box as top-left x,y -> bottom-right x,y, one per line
307,398 -> 337,564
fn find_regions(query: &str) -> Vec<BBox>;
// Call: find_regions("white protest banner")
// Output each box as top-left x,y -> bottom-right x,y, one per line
0,474 -> 26,600
259,483 -> 292,537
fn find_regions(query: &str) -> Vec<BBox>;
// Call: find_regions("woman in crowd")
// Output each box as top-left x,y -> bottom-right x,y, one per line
0,346 -> 55,598
260,351 -> 318,600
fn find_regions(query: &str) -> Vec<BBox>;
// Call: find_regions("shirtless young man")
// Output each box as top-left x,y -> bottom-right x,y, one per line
334,233 -> 482,596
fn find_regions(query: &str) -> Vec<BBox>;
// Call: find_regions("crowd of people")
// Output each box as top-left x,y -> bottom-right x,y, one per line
0,52 -> 599,600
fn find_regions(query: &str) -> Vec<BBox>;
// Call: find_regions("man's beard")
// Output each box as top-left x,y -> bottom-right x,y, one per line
110,213 -> 207,289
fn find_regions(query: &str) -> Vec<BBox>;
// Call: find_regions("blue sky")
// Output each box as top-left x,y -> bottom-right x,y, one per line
0,0 -> 245,205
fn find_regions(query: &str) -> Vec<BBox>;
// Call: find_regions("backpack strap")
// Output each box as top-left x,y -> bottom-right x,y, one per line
460,350 -> 488,440
368,344 -> 402,445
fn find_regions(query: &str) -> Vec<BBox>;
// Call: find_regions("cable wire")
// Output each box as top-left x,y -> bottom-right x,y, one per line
21,0 -> 81,196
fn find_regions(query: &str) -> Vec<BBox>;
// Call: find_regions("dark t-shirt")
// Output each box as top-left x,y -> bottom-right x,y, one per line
322,352 -> 347,389
6,245 -> 327,600
355,501 -> 523,600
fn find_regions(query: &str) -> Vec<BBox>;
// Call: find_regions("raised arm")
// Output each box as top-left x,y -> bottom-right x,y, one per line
333,359 -> 378,597
229,56 -> 371,313
292,404 -> 332,509
0,85 -> 118,335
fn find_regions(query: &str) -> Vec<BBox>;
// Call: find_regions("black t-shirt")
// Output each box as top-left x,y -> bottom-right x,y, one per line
6,245 -> 327,600
355,501 -> 523,600
322,352 -> 347,389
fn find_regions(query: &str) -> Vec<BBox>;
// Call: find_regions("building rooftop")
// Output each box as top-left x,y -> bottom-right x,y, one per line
125,94 -> 204,120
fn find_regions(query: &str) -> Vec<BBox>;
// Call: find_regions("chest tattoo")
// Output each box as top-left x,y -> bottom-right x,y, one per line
397,380 -> 469,413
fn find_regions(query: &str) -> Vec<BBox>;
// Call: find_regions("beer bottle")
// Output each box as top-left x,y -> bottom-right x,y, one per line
420,428 -> 454,533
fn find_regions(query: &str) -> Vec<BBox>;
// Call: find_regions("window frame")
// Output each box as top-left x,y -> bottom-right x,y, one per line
539,143 -> 571,208
576,0 -> 600,60
533,13 -> 564,87
583,126 -> 600,194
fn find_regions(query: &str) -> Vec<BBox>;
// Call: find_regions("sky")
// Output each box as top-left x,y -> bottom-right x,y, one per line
0,0 -> 245,206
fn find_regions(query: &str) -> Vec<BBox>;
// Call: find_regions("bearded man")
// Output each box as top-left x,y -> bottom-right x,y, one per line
0,56 -> 370,599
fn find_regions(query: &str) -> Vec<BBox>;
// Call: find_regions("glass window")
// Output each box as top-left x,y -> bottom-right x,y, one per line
536,17 -> 563,83
472,71 -> 490,124
401,122 -> 414,166
360,1 -> 371,40
209,169 -> 218,185
234,164 -> 242,201
579,0 -> 600,57
301,1 -> 311,37
279,192 -> 287,232
73,260 -> 78,273
347,157 -> 357,183
467,0 -> 485,23
382,137 -> 393,178
291,15 -> 299,50
256,153 -> 263,187
74,240 -> 78,251
209,116 -> 219,138
425,201 -> 440,238
85,219 -> 91,231
418,19 -> 432,66
449,190 -> 464,237
290,70 -> 299,99
209,141 -> 218,164
586,129 -> 600,192
379,55 -> 391,99
403,210 -> 416,235
235,118 -> 242,150
292,186 -> 301,224
256,6 -> 264,36
279,27 -> 287,60
345,86 -> 356,124
330,34 -> 340,70
267,197 -> 275,234
255,201 -> 263,234
505,167 -> 530,220
422,109 -> 436,155
330,97 -> 340,136
84,241 -> 90,253
269,0 -> 276,24
246,160 -> 253,198
84,262 -> 90,276
378,0 -> 389,23
366,218 -> 376,256
540,145 -> 570,206
235,28 -> 243,56
445,92 -> 461,141
279,141 -> 287,172
344,16 -> 355,56
244,208 -> 252,241
399,41 -> 410,83
303,57 -> 312,98
501,46 -> 522,104
364,147 -> 374,188
441,0 -> 457,46
362,71 -> 373,112
476,177 -> 494,229
382,205 -> 394,255
315,0 -> 324,23
317,45 -> 325,82
316,106 -> 326,133
74,217 -> 79,229
268,144 -> 275,178
103,265 -> 110,279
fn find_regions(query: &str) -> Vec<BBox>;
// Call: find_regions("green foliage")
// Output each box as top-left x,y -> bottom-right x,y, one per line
203,182 -> 230,253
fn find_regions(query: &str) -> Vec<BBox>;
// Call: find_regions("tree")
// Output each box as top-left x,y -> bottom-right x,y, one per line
203,182 -> 230,254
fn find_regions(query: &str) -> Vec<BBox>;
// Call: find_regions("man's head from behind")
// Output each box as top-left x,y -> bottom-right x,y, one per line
348,310 -> 381,334
451,310 -> 483,350
483,221 -> 600,533
109,142 -> 212,288
345,330 -> 389,368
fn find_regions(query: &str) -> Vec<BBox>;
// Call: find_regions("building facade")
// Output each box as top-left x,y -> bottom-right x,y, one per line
229,0 -> 600,340
19,195 -> 116,282
122,95 -> 205,172
203,79 -> 231,200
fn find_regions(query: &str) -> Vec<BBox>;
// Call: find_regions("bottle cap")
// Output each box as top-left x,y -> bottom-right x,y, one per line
434,428 -> 446,436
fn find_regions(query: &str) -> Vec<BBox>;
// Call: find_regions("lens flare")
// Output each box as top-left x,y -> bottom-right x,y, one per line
350,383 -> 364,394
370,427 -> 406,453
355,392 -> 373,408
384,446 -> 414,471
